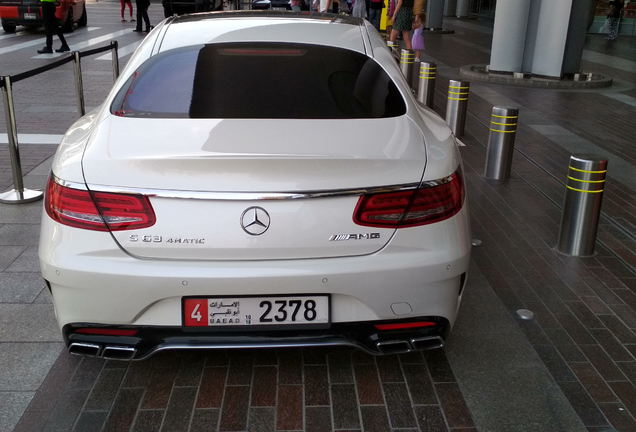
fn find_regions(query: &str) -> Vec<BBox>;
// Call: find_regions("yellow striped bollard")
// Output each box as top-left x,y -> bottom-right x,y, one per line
557,155 -> 608,256
484,106 -> 519,179
417,62 -> 436,108
399,49 -> 415,86
445,80 -> 469,137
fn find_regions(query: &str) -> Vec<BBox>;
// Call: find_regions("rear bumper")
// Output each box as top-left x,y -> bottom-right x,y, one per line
0,5 -> 67,26
64,317 -> 451,360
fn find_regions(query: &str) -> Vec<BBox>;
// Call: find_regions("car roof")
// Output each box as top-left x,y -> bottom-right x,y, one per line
157,11 -> 368,54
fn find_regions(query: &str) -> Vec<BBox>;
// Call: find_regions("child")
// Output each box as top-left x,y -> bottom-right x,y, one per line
411,13 -> 425,61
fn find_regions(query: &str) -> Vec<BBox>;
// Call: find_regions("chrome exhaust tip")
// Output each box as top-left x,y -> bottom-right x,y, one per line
410,336 -> 444,350
376,340 -> 411,354
69,342 -> 101,357
102,346 -> 137,361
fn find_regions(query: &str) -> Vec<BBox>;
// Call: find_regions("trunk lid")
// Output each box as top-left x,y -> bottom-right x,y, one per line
81,116 -> 427,260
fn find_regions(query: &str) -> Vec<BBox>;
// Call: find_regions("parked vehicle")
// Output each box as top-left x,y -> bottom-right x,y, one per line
39,11 -> 471,360
0,0 -> 86,33
161,0 -> 222,18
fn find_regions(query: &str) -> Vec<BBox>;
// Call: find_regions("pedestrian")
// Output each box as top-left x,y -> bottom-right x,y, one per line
37,0 -> 70,54
120,0 -> 135,22
605,0 -> 624,41
367,0 -> 384,31
411,13 -> 425,61
388,0 -> 413,50
352,0 -> 366,19
319,0 -> 332,12
133,0 -> 153,33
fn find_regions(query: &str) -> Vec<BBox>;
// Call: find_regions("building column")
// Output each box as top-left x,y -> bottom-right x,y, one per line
444,0 -> 457,16
562,0 -> 595,74
427,0 -> 445,29
489,0 -> 532,73
456,0 -> 469,17
530,0 -> 574,77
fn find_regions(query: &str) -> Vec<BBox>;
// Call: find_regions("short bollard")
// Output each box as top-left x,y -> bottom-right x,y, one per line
484,106 -> 519,179
387,41 -> 398,54
445,80 -> 469,137
556,155 -> 608,257
399,49 -> 415,85
417,62 -> 436,108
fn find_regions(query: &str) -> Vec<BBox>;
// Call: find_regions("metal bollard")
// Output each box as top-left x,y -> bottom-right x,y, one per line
387,41 -> 398,52
73,51 -> 85,117
417,61 -> 436,108
0,76 -> 43,204
399,49 -> 415,86
111,41 -> 120,82
484,106 -> 519,179
445,80 -> 469,137
556,155 -> 607,257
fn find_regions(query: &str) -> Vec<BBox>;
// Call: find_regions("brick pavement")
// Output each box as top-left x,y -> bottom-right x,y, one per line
1,8 -> 636,432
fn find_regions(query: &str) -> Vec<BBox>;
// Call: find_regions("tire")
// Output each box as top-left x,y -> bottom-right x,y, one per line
78,4 -> 87,28
62,7 -> 74,33
1,20 -> 17,33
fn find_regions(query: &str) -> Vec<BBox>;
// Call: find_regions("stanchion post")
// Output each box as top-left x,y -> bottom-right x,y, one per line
484,106 -> 519,179
0,76 -> 43,204
111,41 -> 120,82
417,61 -> 436,108
556,155 -> 607,257
72,51 -> 85,117
399,49 -> 414,86
445,79 -> 469,137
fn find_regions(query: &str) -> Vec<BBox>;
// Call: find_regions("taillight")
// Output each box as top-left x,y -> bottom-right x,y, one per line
354,167 -> 465,228
45,176 -> 156,231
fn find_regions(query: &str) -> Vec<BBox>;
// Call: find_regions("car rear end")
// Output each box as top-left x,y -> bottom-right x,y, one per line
0,0 -> 68,31
39,14 -> 471,360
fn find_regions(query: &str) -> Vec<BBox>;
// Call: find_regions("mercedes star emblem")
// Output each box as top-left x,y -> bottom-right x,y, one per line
240,206 -> 271,236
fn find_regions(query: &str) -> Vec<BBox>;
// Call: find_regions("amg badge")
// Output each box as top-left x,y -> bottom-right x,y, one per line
329,233 -> 380,241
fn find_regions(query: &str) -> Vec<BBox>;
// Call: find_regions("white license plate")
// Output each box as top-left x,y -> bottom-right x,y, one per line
272,7 -> 287,10
183,295 -> 329,327
24,13 -> 37,19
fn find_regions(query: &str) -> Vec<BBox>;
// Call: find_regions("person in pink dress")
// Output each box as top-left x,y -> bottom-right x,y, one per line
411,13 -> 425,61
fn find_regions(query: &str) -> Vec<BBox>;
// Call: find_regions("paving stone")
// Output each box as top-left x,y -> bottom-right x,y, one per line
276,385 -> 303,431
0,245 -> 26,272
331,384 -> 360,430
0,271 -> 46,303
219,386 -> 250,431
251,366 -> 277,407
0,304 -> 60,342
0,342 -> 62,391
5,245 -> 41,273
0,391 -> 34,432
162,386 -> 198,432
0,224 -> 40,246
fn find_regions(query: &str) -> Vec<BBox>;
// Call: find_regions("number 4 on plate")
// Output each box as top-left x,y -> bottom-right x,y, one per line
184,299 -> 208,326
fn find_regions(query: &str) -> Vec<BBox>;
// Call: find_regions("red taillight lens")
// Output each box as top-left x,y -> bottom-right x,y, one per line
354,167 -> 465,228
75,328 -> 138,336
45,176 -> 156,231
375,322 -> 436,331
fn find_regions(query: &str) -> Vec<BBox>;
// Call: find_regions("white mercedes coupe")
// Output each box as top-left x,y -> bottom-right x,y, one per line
39,11 -> 471,360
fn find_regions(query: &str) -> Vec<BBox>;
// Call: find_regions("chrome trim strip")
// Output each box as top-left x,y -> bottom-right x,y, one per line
52,173 -> 456,201
136,340 -> 374,360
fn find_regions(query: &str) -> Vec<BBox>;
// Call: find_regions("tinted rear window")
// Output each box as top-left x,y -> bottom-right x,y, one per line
110,43 -> 406,119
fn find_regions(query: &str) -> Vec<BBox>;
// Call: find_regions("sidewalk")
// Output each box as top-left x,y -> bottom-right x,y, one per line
1,11 -> 636,432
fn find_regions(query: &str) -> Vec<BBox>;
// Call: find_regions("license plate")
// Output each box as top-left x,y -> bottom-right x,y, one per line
183,295 -> 329,327
24,13 -> 37,19
272,7 -> 287,10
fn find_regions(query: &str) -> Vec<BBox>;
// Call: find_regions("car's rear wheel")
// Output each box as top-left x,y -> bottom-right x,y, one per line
1,20 -> 16,33
62,7 -> 74,32
78,4 -> 87,27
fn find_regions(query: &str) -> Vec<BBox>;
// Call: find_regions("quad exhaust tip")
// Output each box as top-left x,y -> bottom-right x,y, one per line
376,336 -> 444,354
68,343 -> 137,360
69,342 -> 101,357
